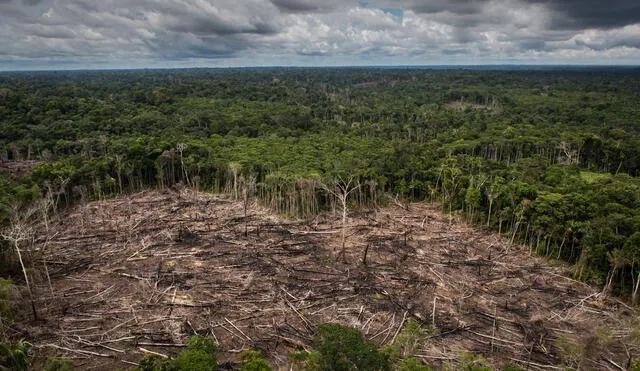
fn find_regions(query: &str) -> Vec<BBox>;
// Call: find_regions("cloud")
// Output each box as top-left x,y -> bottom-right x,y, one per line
528,0 -> 640,30
0,0 -> 639,69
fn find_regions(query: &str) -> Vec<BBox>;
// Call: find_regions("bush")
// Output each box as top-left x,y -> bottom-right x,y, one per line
456,353 -> 493,371
136,335 -> 218,371
0,340 -> 31,371
398,357 -> 432,371
240,350 -> 272,371
312,323 -> 389,371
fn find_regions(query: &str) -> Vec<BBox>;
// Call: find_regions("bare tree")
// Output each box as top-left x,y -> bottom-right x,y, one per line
1,205 -> 38,320
239,174 -> 257,236
176,143 -> 190,187
228,162 -> 242,200
319,175 -> 359,262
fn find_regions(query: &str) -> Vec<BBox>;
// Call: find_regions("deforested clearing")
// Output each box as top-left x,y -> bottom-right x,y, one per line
19,188 -> 635,370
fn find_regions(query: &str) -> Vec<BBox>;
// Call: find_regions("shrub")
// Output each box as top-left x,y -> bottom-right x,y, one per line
0,340 -> 31,371
398,357 -> 432,371
312,323 -> 389,371
136,335 -> 218,371
240,350 -> 272,371
457,353 -> 493,371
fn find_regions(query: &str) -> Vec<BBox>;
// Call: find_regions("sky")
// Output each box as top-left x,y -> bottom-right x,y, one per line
1,0 -> 640,70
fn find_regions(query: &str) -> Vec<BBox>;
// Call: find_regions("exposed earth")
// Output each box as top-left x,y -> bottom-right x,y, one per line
12,188 -> 637,370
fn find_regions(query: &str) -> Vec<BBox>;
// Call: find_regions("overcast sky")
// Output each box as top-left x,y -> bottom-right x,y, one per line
1,0 -> 639,70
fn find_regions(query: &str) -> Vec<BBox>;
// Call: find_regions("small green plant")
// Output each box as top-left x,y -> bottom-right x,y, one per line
289,350 -> 321,371
554,334 -> 585,369
398,357 -> 432,371
500,363 -> 524,371
136,335 -> 218,371
240,350 -> 272,371
383,318 -> 436,370
44,357 -> 74,371
313,323 -> 389,371
455,352 -> 492,371
0,340 -> 31,371
137,355 -> 167,371
291,324 -> 389,371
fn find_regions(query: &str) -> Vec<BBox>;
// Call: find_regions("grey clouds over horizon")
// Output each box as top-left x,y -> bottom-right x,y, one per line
0,0 -> 639,70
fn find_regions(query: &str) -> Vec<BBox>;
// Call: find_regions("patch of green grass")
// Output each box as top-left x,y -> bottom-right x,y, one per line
580,171 -> 611,183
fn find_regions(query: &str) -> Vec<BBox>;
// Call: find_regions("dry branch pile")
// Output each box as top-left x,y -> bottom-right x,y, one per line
15,188 -> 636,370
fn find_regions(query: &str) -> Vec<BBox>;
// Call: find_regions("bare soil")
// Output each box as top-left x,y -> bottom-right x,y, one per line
0,160 -> 44,177
14,188 -> 637,370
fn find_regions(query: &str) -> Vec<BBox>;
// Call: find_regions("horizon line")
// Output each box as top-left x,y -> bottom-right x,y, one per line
1,63 -> 640,73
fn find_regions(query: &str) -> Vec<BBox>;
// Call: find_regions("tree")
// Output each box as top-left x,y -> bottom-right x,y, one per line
228,162 -> 242,200
240,174 -> 257,236
0,206 -> 38,321
240,350 -> 272,371
176,143 -> 190,187
603,248 -> 628,297
312,324 -> 389,371
485,177 -> 504,228
624,232 -> 640,305
319,175 -> 359,262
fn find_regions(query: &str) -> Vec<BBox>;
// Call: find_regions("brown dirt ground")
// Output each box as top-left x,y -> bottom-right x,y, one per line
13,188 -> 637,370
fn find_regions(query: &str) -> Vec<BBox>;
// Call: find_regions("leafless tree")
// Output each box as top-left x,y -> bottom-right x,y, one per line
319,175 -> 359,262
176,143 -> 190,187
1,205 -> 38,320
240,174 -> 257,236
228,162 -> 242,200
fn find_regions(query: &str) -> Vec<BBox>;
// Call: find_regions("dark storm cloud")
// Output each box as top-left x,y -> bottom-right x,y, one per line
163,14 -> 278,36
528,0 -> 640,30
270,0 -> 320,13
408,0 -> 490,15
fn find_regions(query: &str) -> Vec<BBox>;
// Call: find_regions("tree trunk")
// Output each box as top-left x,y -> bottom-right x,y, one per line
633,271 -> 640,306
14,241 -> 37,321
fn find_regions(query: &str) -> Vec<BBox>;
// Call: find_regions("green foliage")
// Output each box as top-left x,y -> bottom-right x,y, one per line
457,353 -> 493,371
298,323 -> 389,371
137,355 -> 168,371
500,364 -> 524,371
0,340 -> 31,371
397,357 -> 432,371
136,335 -> 218,371
240,350 -> 272,371
184,335 -> 219,355
554,334 -> 585,369
384,318 -> 435,370
0,279 -> 17,321
44,357 -> 74,371
172,348 -> 217,371
1,68 -> 640,301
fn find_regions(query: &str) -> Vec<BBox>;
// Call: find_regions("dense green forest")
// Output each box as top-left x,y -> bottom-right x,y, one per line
1,67 -> 640,304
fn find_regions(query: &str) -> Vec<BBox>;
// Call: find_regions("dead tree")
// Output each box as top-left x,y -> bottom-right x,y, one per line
228,162 -> 242,200
176,143 -> 190,188
319,175 -> 359,262
1,206 -> 38,321
240,174 -> 257,236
